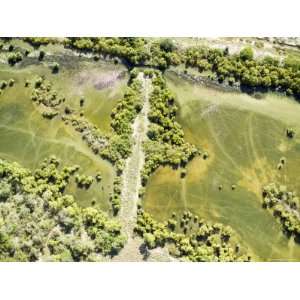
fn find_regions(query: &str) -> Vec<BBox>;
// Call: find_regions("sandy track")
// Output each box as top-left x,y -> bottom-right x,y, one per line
118,72 -> 150,237
113,72 -> 176,262
112,72 -> 151,261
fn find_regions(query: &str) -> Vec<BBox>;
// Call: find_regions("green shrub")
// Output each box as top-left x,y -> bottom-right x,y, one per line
51,62 -> 60,73
0,158 -> 126,261
239,46 -> 254,61
7,52 -> 22,65
286,128 -> 295,139
159,39 -> 176,52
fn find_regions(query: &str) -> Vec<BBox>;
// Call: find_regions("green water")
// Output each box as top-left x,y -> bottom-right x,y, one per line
0,57 -> 128,212
143,73 -> 300,261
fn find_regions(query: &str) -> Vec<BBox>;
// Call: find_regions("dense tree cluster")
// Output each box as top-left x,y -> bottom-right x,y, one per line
97,71 -> 143,168
135,209 -> 251,262
110,71 -> 142,149
100,71 -> 144,213
63,114 -> 109,155
141,70 -> 199,186
0,157 -> 125,261
75,174 -> 94,189
10,37 -> 300,99
29,76 -> 65,117
64,38 -> 181,70
184,46 -> 300,98
262,183 -> 300,239
18,37 -> 299,98
65,38 -> 149,66
22,37 -> 57,48
110,176 -> 122,215
148,39 -> 181,70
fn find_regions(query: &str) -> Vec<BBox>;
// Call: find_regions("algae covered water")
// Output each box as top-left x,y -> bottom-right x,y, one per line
143,73 -> 300,261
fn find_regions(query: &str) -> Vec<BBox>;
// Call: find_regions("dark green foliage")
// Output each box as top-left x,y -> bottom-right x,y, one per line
65,37 -> 149,66
141,70 -> 199,186
65,37 -> 181,70
109,177 -> 122,215
80,97 -> 85,107
239,46 -> 254,61
30,76 -> 65,108
63,113 -> 109,158
284,55 -> 300,71
0,158 -> 126,261
286,128 -> 295,139
51,62 -> 60,74
110,76 -> 142,137
0,181 -> 11,202
22,37 -> 57,48
99,69 -> 143,172
180,168 -> 187,178
135,209 -> 251,262
184,46 -> 300,98
159,39 -> 177,52
0,79 -> 15,97
66,70 -> 143,214
95,172 -> 102,182
7,52 -> 22,65
75,174 -> 94,189
262,183 -> 300,238
42,110 -> 58,119
149,41 -> 181,70
38,50 -> 45,61
8,79 -> 15,87
62,38 -> 300,98
0,80 -> 7,90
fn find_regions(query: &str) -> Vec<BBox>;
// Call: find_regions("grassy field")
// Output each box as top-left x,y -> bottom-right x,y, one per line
143,72 -> 300,261
0,54 -> 128,212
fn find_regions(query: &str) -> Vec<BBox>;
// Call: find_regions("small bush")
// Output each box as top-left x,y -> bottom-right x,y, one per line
51,62 -> 60,74
286,128 -> 295,139
0,81 -> 7,89
159,39 -> 176,52
38,50 -> 45,61
239,46 -> 254,61
8,79 -> 15,87
7,52 -> 22,65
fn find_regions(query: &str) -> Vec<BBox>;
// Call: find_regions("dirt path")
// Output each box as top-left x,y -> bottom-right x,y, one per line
112,72 -> 177,262
112,72 -> 151,261
118,72 -> 150,237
